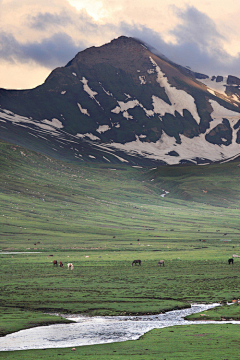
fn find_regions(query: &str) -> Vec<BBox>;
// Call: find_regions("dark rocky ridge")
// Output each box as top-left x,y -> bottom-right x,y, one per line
0,36 -> 240,166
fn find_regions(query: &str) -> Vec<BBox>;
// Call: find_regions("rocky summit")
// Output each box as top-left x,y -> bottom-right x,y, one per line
1,35 -> 240,166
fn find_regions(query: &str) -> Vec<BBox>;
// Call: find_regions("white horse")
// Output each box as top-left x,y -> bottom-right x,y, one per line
157,260 -> 165,266
67,263 -> 74,270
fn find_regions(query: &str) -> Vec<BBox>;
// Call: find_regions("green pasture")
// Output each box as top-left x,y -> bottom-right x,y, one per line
0,139 -> 240,356
1,324 -> 240,359
185,301 -> 240,321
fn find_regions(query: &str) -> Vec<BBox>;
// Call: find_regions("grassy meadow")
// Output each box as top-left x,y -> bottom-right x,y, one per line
1,324 -> 239,360
1,139 -> 240,357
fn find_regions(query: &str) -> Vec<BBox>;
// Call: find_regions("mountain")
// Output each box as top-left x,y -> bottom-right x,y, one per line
1,35 -> 240,166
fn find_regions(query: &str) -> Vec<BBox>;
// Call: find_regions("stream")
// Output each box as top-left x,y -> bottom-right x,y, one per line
1,303 -> 240,351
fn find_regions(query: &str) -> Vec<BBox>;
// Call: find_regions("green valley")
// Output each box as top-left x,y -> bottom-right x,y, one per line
1,138 -> 240,358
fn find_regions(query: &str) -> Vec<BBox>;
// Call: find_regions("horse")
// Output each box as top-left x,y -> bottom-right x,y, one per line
67,263 -> 74,270
53,260 -> 58,267
132,260 -> 141,266
228,258 -> 234,265
157,260 -> 165,266
59,261 -> 63,267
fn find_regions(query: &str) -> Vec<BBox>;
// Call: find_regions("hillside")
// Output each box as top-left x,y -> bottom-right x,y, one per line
1,139 -> 240,323
1,138 -> 240,254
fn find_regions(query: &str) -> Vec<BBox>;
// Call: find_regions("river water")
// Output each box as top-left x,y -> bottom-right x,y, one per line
1,303 -> 240,351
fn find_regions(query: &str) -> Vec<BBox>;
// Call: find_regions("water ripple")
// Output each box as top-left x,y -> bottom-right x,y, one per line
1,303 -> 240,351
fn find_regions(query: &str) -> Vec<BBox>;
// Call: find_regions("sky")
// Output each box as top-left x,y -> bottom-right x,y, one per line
1,0 -> 240,89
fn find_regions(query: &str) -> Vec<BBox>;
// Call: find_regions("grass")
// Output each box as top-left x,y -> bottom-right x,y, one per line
1,324 -> 240,359
0,307 -> 72,337
1,139 -> 240,356
186,302 -> 240,321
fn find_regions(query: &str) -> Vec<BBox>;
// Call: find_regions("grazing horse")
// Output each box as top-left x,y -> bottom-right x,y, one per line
157,260 -> 165,266
132,260 -> 141,266
59,261 -> 63,267
53,260 -> 58,267
67,263 -> 74,270
228,258 -> 234,265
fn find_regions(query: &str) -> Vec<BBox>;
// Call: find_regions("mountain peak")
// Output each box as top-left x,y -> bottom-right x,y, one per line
108,35 -> 147,49
1,36 -> 240,167
65,35 -> 150,69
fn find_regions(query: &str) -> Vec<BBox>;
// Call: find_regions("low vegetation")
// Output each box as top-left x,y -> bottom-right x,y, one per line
0,139 -> 240,357
1,324 -> 240,359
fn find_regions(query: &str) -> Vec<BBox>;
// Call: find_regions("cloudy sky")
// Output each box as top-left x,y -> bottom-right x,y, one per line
1,0 -> 240,89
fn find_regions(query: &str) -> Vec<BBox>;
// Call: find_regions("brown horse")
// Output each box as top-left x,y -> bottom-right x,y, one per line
59,261 -> 63,267
53,260 -> 58,267
132,260 -> 141,266
157,260 -> 165,266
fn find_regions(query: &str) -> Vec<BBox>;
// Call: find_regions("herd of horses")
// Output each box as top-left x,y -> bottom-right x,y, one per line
53,259 -> 165,268
132,259 -> 165,266
53,260 -> 74,270
132,258 -> 235,266
53,258 -> 235,268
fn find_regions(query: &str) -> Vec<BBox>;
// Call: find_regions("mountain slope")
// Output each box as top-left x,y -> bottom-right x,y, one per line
1,36 -> 240,165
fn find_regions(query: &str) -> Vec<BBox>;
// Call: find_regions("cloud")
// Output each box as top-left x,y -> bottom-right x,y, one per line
1,4 -> 240,78
29,11 -> 72,30
119,7 -> 240,77
0,31 -> 84,68
171,6 -> 225,50
28,8 -> 99,33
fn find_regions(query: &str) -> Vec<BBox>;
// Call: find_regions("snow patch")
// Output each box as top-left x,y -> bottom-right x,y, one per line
100,84 -> 113,96
200,77 -> 228,95
207,89 -> 215,95
112,100 -> 139,113
42,118 -> 63,129
208,100 -> 240,133
0,109 -> 60,135
100,129 -> 240,165
111,99 -> 154,118
76,133 -> 100,141
93,144 -> 129,163
150,57 -> 201,125
231,94 -> 240,103
77,103 -> 90,116
80,77 -> 100,106
123,111 -> 133,120
139,76 -> 146,85
96,125 -> 111,133
103,156 -> 111,162
72,72 -> 77,76
110,154 -> 128,162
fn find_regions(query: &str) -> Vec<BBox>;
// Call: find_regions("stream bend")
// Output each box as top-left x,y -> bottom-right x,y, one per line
1,303 -> 240,351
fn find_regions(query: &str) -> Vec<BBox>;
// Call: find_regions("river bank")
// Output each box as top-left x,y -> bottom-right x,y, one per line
2,303 -> 240,352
